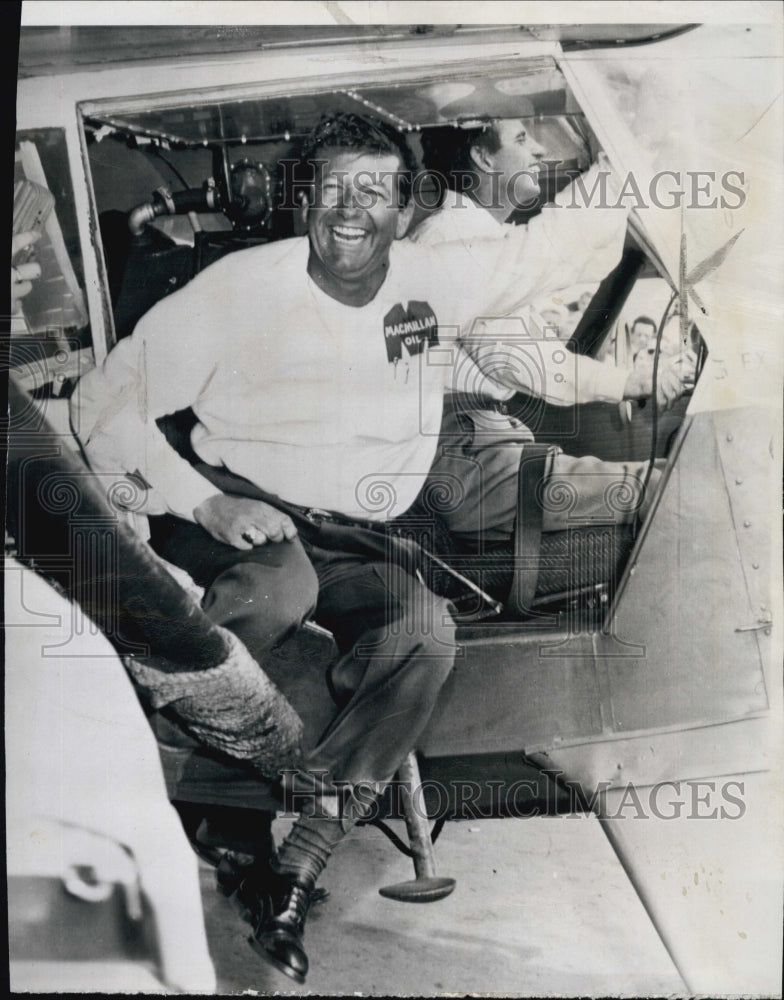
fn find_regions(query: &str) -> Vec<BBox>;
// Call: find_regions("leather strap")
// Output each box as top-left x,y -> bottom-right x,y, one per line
506,443 -> 559,617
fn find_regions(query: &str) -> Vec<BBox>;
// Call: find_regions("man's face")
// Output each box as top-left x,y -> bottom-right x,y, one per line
306,149 -> 413,295
631,321 -> 656,355
484,118 -> 547,206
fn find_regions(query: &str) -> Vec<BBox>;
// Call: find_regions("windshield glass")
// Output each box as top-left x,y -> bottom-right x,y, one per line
561,23 -> 783,404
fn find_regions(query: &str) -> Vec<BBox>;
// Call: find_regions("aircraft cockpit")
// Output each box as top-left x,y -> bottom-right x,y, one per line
45,65 -> 699,630
81,67 -> 591,328
9,22 -> 779,997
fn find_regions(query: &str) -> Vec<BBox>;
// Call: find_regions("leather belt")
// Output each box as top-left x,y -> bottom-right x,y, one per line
298,505 -> 389,535
444,391 -> 511,416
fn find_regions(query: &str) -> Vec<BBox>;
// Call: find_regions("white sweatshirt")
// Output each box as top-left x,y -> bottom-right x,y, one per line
410,188 -> 630,407
73,190 -> 626,522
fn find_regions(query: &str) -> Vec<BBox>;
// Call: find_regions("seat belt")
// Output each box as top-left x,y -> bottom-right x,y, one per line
506,444 -> 560,617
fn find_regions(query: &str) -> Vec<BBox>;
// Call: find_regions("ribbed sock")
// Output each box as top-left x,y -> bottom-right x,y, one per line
273,812 -> 356,888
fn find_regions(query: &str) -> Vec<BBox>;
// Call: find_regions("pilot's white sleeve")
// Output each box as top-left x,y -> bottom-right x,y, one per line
413,179 -> 630,404
423,175 -> 628,404
71,300 -> 222,522
459,330 -> 630,405
481,210 -> 626,320
429,168 -> 629,327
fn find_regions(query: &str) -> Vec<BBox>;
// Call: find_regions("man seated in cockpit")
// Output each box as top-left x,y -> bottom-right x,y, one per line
411,105 -> 695,541
72,111 -> 632,984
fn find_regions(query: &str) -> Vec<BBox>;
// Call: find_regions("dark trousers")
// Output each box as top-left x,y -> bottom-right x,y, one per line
148,513 -> 457,792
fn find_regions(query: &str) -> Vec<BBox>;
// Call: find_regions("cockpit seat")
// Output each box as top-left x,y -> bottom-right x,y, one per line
399,441 -> 636,622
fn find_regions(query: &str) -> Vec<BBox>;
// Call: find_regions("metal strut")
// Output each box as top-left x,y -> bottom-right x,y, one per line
378,752 -> 456,903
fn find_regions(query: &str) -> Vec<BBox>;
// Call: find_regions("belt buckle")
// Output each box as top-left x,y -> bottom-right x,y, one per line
304,507 -> 333,524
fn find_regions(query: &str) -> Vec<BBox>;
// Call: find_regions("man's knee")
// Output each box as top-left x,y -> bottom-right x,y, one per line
202,542 -> 318,648
543,455 -> 656,529
423,595 -> 458,685
358,577 -> 456,670
396,589 -> 457,684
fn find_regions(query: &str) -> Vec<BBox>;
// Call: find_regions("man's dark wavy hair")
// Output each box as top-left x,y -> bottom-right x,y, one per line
298,111 -> 418,206
420,123 -> 501,194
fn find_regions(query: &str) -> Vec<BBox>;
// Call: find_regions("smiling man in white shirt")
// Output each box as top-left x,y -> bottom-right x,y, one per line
73,111 -> 628,983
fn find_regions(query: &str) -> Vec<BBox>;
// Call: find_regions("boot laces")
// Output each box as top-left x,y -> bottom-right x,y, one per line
277,880 -> 312,928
